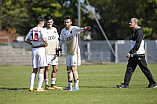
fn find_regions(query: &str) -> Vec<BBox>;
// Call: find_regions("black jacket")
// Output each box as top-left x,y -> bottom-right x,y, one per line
129,27 -> 144,54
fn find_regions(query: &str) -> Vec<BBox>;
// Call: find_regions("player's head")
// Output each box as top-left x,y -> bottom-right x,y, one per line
64,16 -> 72,29
36,16 -> 45,27
46,16 -> 54,29
129,18 -> 138,29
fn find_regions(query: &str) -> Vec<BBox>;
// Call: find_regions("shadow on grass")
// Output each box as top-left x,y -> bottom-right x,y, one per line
80,86 -> 116,88
0,87 -> 28,91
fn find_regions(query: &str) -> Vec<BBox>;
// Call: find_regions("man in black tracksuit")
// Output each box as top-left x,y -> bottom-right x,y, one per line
117,18 -> 157,88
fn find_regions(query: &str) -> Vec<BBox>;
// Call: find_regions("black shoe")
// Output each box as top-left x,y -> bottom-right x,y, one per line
117,83 -> 129,88
148,84 -> 157,88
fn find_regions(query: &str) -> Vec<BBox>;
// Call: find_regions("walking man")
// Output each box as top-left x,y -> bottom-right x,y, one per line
117,18 -> 157,88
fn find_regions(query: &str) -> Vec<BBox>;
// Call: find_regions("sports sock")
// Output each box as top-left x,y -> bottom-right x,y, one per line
44,79 -> 49,86
30,73 -> 36,88
38,73 -> 44,89
75,80 -> 79,88
68,81 -> 73,88
51,78 -> 56,86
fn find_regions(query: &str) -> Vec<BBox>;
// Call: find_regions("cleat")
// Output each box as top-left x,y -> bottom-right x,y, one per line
72,87 -> 79,91
29,87 -> 34,92
62,87 -> 72,91
117,83 -> 129,88
45,85 -> 54,90
52,85 -> 62,89
37,88 -> 46,92
148,84 -> 157,88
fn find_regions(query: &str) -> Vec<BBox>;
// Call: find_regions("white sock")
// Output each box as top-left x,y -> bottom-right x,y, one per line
75,80 -> 79,88
30,73 -> 36,88
44,79 -> 49,86
51,78 -> 56,85
38,74 -> 44,89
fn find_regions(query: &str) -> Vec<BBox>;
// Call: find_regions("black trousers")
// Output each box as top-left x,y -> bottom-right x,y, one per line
124,56 -> 156,85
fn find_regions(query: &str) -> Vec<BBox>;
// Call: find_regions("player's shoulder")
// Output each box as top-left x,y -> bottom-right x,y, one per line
61,27 -> 66,32
44,27 -> 48,30
52,27 -> 57,30
71,26 -> 79,29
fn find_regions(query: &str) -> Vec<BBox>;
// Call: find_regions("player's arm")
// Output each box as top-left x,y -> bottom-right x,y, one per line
42,37 -> 48,47
41,28 -> 48,47
25,32 -> 32,45
25,38 -> 32,45
58,40 -> 64,48
83,26 -> 91,31
76,26 -> 91,33
58,30 -> 65,48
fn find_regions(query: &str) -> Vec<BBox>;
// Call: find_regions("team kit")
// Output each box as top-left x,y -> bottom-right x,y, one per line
25,16 -> 157,92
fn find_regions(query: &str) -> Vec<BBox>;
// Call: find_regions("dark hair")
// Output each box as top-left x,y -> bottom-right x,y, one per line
36,16 -> 45,24
46,16 -> 53,21
64,16 -> 72,21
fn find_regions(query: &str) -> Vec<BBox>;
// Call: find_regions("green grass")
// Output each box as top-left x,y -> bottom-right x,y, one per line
0,64 -> 157,104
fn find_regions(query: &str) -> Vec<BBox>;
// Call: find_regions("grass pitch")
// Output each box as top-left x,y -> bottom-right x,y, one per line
0,64 -> 157,104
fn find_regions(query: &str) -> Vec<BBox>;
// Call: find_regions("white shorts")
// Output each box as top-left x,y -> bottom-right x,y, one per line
47,54 -> 58,65
31,47 -> 47,68
66,54 -> 81,66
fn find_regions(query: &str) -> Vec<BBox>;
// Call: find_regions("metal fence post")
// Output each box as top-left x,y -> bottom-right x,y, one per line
115,42 -> 118,64
87,42 -> 90,60
145,42 -> 147,62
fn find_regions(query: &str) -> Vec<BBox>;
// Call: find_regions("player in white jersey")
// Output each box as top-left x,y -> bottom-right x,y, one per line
59,16 -> 91,91
44,16 -> 62,90
25,16 -> 47,92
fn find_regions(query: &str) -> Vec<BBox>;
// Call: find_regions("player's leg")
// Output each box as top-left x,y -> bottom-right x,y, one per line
51,65 -> 62,89
72,66 -> 79,90
44,65 -> 50,88
62,66 -> 73,90
71,54 -> 80,90
37,67 -> 46,91
66,66 -> 73,91
62,55 -> 73,91
29,68 -> 38,91
29,48 -> 38,91
37,47 -> 47,91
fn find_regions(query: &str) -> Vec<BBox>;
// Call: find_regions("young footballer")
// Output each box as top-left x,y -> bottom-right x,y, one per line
25,16 -> 48,92
59,16 -> 91,91
44,16 -> 62,90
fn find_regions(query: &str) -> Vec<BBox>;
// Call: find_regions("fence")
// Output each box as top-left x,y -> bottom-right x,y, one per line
0,39 -> 157,65
61,40 -> 157,63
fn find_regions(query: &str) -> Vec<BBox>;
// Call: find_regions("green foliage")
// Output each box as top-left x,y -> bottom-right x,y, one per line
142,27 -> 153,38
0,64 -> 157,104
1,0 -> 157,39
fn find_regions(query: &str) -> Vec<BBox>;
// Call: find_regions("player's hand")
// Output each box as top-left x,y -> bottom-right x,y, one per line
45,42 -> 48,47
56,47 -> 61,56
126,53 -> 130,58
84,26 -> 91,30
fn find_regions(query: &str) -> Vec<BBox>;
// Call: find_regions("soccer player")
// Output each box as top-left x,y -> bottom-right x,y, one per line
59,16 -> 91,91
25,16 -> 48,92
117,18 -> 157,88
44,16 -> 62,90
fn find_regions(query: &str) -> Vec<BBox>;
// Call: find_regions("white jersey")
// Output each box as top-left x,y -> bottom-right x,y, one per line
25,27 -> 46,46
44,27 -> 59,55
60,26 -> 84,55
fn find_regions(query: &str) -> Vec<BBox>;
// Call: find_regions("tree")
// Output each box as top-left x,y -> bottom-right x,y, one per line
1,0 -> 157,40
